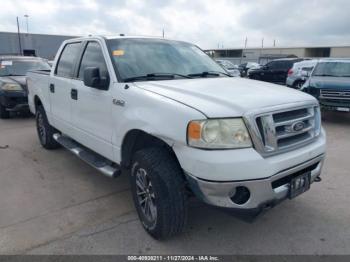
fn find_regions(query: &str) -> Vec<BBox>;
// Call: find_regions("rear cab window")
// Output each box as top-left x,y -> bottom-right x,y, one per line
55,42 -> 82,78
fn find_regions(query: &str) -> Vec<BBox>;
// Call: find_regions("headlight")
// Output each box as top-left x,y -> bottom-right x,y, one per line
187,118 -> 252,149
1,83 -> 22,91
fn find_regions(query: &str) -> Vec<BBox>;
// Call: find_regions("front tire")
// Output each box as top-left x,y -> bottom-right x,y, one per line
36,106 -> 60,150
0,104 -> 10,119
130,147 -> 188,239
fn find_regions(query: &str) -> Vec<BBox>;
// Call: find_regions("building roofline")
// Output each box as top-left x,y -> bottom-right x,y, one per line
205,45 -> 350,51
0,31 -> 79,38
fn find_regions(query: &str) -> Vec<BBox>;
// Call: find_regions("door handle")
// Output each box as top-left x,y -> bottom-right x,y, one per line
49,84 -> 55,93
71,89 -> 78,100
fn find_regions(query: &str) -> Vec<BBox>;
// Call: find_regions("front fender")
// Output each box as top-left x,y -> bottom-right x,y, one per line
111,85 -> 205,163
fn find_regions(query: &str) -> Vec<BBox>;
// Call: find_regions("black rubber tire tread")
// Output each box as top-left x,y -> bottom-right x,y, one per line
36,106 -> 60,150
0,104 -> 10,119
293,80 -> 304,89
131,147 -> 188,239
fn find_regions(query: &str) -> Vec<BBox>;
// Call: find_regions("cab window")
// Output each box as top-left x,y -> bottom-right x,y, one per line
55,42 -> 81,78
78,42 -> 109,81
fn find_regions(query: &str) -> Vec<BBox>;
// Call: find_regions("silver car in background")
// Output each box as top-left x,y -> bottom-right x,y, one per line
286,59 -> 317,89
216,59 -> 241,77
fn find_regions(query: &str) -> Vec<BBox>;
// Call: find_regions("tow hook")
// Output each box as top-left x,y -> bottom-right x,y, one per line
314,176 -> 322,182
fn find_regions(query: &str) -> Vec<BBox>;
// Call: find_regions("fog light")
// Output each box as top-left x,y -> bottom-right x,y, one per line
230,186 -> 250,205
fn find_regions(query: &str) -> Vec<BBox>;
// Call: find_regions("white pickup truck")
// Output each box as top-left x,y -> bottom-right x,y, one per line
27,36 -> 326,239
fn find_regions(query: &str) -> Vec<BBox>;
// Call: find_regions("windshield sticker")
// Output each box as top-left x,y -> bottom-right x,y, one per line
112,50 -> 125,56
1,61 -> 13,66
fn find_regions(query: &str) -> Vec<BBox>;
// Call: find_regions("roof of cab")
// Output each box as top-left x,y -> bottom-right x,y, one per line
63,35 -> 188,45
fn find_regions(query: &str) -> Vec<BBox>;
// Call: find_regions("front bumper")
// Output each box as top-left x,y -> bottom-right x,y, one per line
0,90 -> 28,111
185,154 -> 324,210
319,99 -> 350,111
174,129 -> 326,210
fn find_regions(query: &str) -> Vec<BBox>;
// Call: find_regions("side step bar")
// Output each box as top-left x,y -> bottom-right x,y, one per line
53,133 -> 121,178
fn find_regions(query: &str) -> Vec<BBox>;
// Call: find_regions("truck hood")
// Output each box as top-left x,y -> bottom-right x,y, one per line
134,77 -> 316,117
310,76 -> 350,90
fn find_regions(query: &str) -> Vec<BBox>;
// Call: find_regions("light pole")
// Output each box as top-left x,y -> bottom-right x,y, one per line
24,14 -> 29,34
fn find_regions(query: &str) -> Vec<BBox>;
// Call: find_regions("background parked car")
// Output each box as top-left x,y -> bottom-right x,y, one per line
248,58 -> 305,84
216,59 -> 241,77
238,62 -> 260,77
0,56 -> 50,118
302,59 -> 350,112
286,60 -> 318,89
246,63 -> 262,77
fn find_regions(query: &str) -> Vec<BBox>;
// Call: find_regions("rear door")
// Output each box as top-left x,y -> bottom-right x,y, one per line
70,41 -> 114,160
50,42 -> 82,133
277,60 -> 294,83
261,61 -> 277,82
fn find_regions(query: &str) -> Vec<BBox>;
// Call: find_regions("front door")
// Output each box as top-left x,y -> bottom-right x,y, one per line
70,41 -> 114,160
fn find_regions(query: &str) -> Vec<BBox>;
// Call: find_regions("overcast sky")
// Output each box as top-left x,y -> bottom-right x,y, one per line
0,0 -> 349,49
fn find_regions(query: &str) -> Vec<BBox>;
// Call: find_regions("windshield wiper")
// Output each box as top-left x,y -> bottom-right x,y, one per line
187,71 -> 232,78
123,73 -> 192,82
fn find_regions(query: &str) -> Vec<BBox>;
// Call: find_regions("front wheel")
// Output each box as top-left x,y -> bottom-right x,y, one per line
130,147 -> 188,239
36,106 -> 60,150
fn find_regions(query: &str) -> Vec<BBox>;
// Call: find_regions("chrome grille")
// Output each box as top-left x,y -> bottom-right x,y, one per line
246,104 -> 321,157
320,89 -> 350,100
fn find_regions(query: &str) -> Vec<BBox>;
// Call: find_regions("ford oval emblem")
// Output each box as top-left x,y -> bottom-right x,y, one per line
291,121 -> 305,132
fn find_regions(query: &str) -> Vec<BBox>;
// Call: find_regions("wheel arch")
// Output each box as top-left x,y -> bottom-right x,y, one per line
34,95 -> 43,113
120,129 -> 181,170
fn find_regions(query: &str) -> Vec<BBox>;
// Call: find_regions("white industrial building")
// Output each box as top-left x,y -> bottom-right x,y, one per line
0,31 -> 77,59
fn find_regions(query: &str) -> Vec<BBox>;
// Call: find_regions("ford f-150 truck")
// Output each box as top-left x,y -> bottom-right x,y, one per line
27,36 -> 326,239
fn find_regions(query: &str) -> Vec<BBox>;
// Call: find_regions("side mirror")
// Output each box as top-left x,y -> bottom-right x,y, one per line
262,65 -> 269,70
83,67 -> 109,90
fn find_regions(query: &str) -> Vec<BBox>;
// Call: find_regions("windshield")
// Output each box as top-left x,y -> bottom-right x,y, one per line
313,62 -> 350,77
0,59 -> 50,77
217,60 -> 236,70
107,38 -> 227,81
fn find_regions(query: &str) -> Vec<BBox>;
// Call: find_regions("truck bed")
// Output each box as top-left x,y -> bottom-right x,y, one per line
27,70 -> 52,115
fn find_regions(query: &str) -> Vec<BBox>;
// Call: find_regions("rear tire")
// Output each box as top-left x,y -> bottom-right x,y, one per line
293,80 -> 304,89
130,147 -> 188,239
36,106 -> 60,150
0,104 -> 10,119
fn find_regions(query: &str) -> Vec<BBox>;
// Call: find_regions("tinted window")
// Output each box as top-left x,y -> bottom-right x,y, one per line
301,66 -> 314,72
268,61 -> 293,70
267,61 -> 279,70
78,42 -> 109,80
282,61 -> 294,70
55,42 -> 81,78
